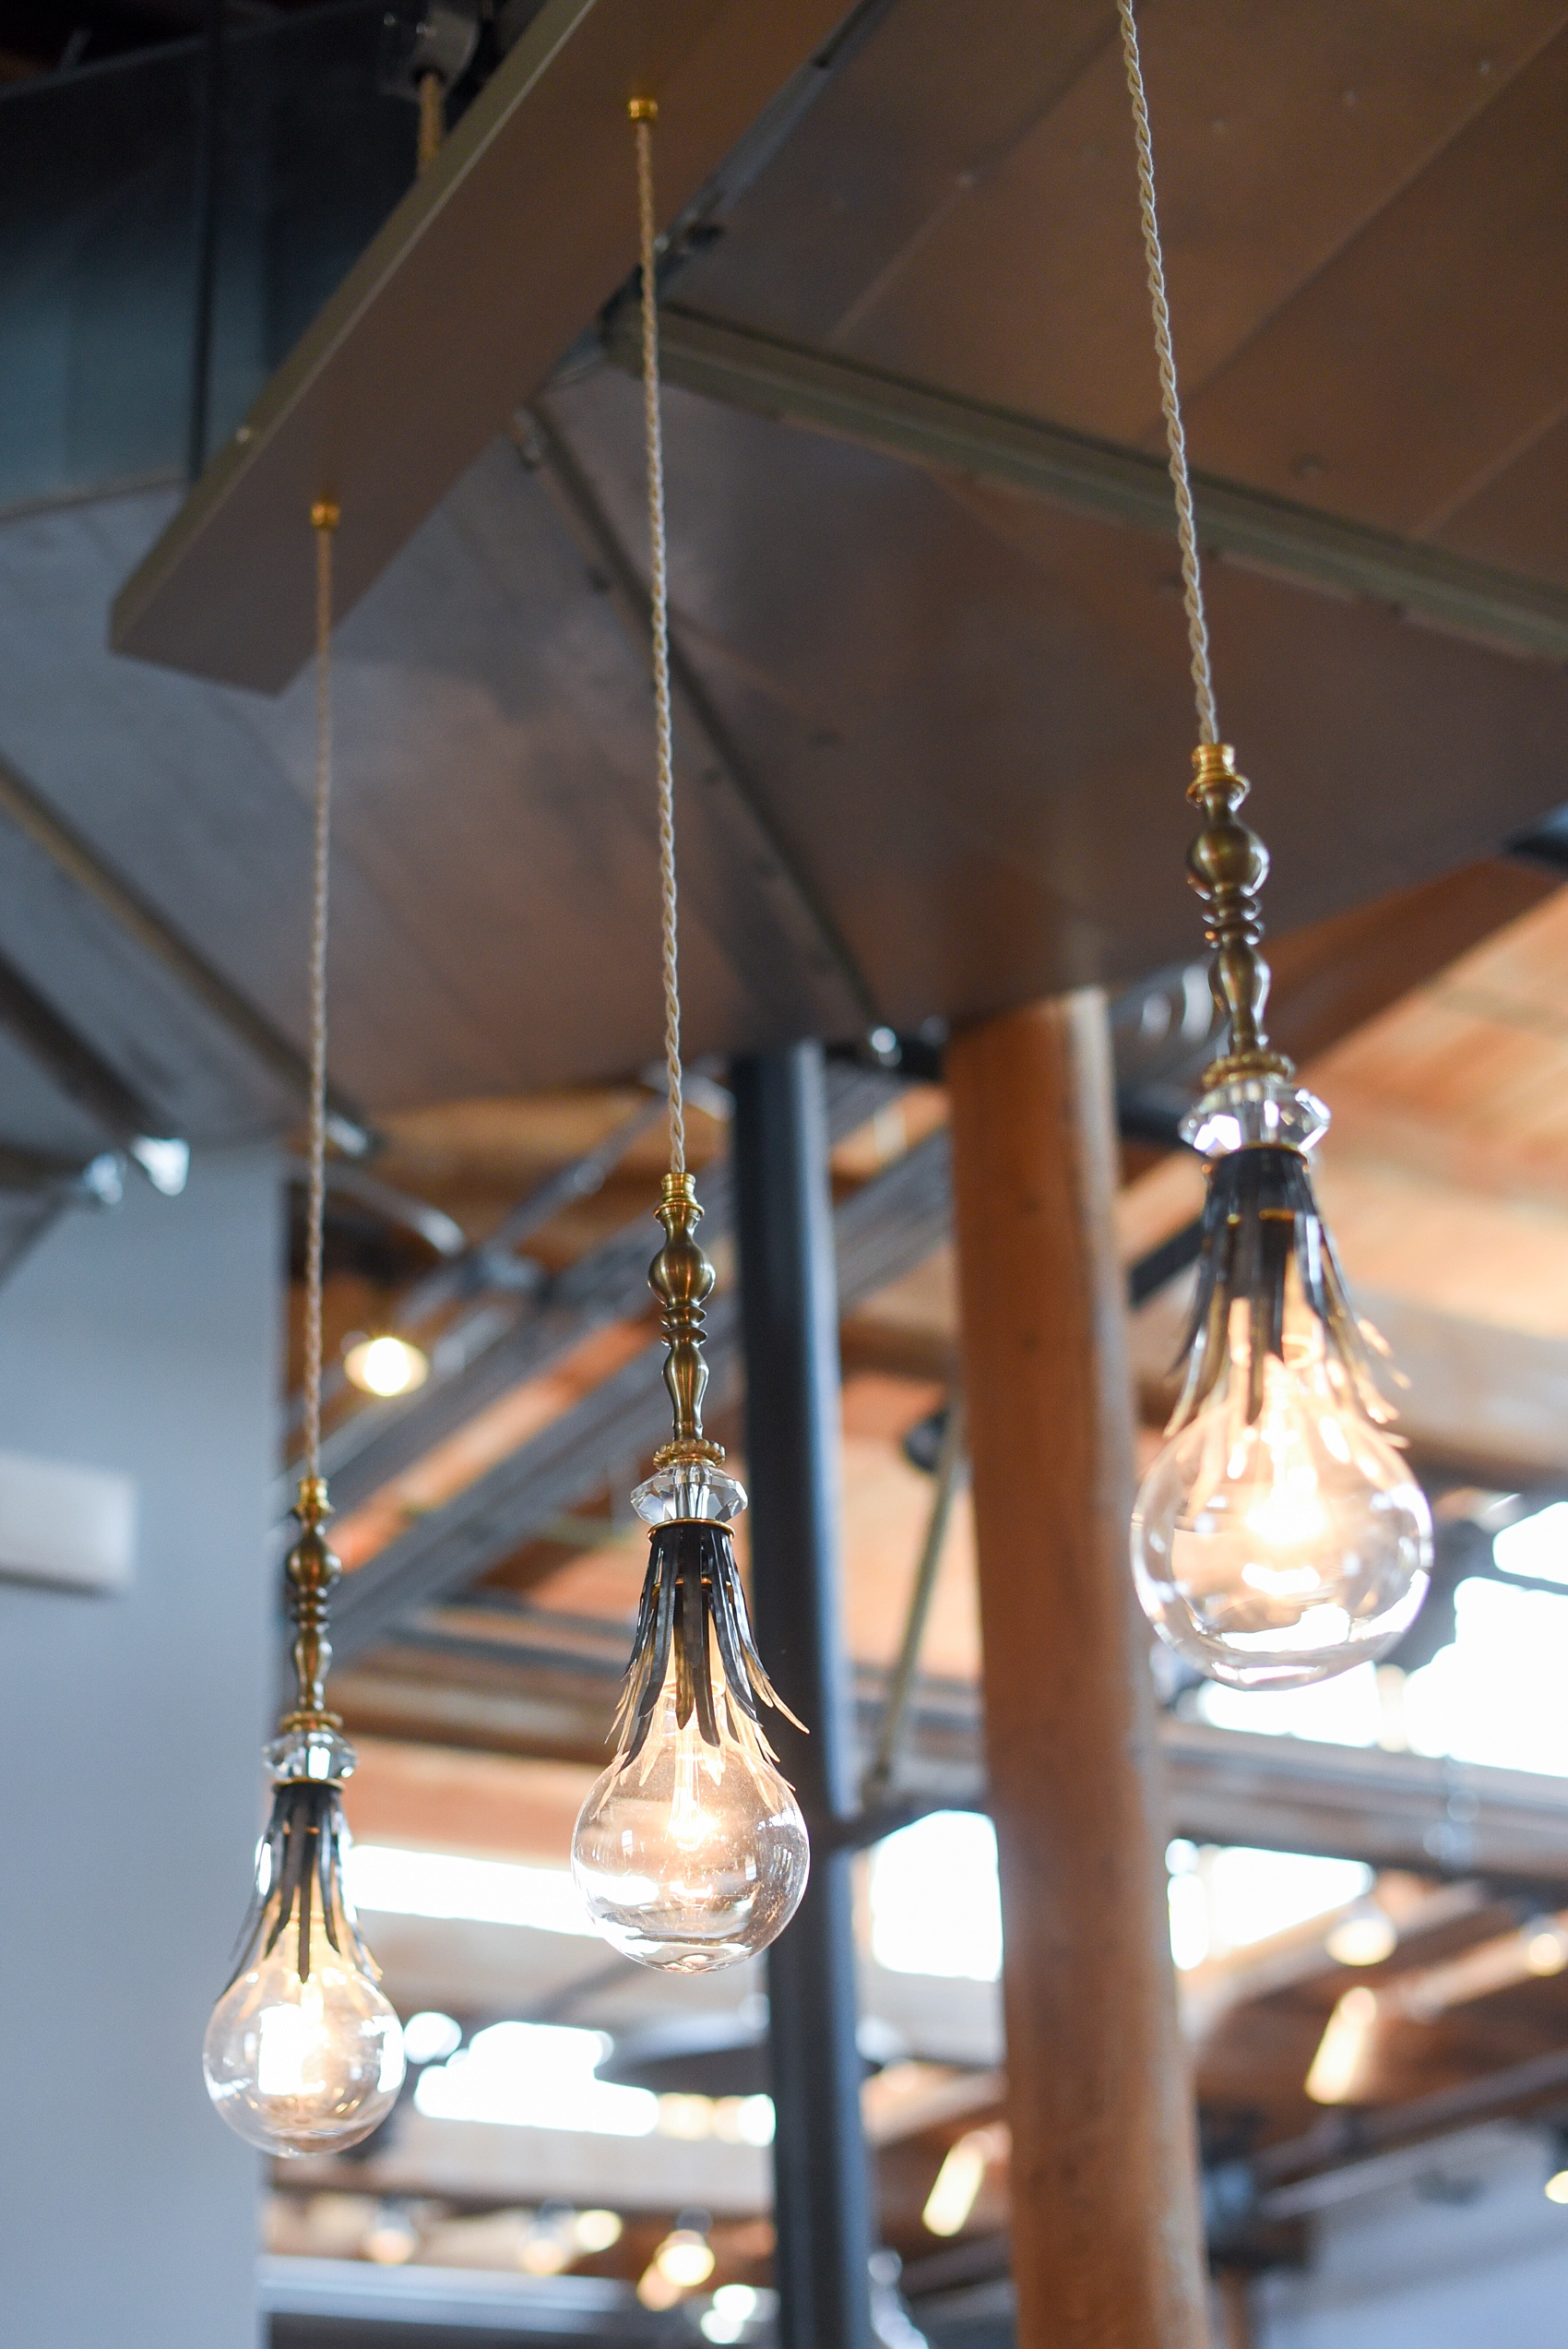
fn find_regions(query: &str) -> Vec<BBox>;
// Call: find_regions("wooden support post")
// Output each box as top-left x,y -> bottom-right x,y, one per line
947,992 -> 1210,2349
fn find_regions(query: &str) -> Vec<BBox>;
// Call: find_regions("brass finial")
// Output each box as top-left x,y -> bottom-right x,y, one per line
311,498 -> 339,532
649,1172 -> 724,1469
279,1475 -> 343,1733
628,95 -> 658,122
1187,744 -> 1294,1090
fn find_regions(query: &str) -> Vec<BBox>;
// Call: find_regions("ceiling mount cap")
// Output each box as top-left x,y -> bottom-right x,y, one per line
628,94 -> 658,122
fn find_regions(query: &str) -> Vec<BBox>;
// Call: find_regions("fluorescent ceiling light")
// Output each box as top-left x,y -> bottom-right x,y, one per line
346,1845 -> 600,1937
415,2021 -> 657,2137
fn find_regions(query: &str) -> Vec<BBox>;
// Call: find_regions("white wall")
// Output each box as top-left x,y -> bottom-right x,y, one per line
1254,2121 -> 1568,2349
0,1150 -> 279,2349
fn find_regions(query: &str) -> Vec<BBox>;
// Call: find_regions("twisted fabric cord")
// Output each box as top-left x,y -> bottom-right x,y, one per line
633,108 -> 685,1176
303,499 -> 338,1480
1117,0 -> 1219,745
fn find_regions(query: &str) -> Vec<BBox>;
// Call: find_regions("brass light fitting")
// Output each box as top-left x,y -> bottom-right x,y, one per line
1118,0 -> 1431,1691
567,100 -> 809,1973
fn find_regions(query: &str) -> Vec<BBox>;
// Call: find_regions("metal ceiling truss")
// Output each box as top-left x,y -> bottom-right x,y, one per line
291,1060 -> 902,1518
0,944 -> 187,1194
331,1114 -> 950,1661
609,307 -> 1568,668
0,751 -> 374,1153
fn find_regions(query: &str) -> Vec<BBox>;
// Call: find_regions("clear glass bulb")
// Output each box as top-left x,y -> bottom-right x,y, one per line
572,1663 -> 809,1973
205,1772 -> 405,2155
1133,1302 -> 1431,1688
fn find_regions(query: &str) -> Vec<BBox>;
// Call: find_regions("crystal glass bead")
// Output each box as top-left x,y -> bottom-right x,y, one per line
265,1723 -> 358,1784
1181,1074 -> 1332,1160
632,1462 -> 748,1525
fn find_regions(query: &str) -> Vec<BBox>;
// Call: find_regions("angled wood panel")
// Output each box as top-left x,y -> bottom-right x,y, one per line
690,0 -> 1568,453
111,0 -> 861,691
1182,27 -> 1568,531
1437,404 -> 1568,590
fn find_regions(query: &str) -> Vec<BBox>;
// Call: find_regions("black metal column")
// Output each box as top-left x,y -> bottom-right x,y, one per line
731,1043 -> 873,2349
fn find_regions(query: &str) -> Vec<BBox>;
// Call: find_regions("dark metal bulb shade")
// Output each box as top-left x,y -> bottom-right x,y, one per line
220,1779 -> 375,1998
613,1519 -> 803,1768
1170,1143 -> 1392,1435
205,1776 -> 404,2156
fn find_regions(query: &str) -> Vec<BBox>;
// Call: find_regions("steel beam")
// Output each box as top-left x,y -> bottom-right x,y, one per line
330,1084 -> 942,1656
0,751 -> 374,1153
612,307 -> 1568,666
1159,1716 -> 1568,1886
732,1043 -> 873,2349
334,1615 -> 1568,1892
306,1061 -> 901,1518
0,946 -> 182,1166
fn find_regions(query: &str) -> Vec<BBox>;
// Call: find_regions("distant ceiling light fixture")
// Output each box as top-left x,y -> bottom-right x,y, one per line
1324,1903 -> 1398,1969
573,2209 -> 624,2255
1524,1921 -> 1568,1977
922,2125 -> 1007,2237
702,2283 -> 761,2344
570,99 -> 808,1975
361,2203 -> 421,2265
517,2210 -> 577,2276
128,1135 -> 191,1196
415,2019 -> 656,2136
1117,0 -> 1431,1688
344,1331 -> 431,1398
653,2227 -> 717,2290
1546,2170 -> 1568,2205
203,501 -> 406,2155
401,2009 -> 463,2065
1304,1985 -> 1381,2105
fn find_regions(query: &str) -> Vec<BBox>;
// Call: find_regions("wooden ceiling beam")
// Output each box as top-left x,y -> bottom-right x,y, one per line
1266,859 -> 1561,1072
330,1644 -> 1568,1892
109,0 -> 872,691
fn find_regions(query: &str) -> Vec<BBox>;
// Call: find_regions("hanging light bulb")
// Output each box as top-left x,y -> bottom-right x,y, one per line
1114,3 -> 1429,1687
572,1181 -> 809,1970
206,1486 -> 405,2152
344,1330 -> 430,1398
207,499 -> 406,2148
1127,787 -> 1431,1696
574,103 -> 808,1971
204,1622 -> 404,2150
1128,786 -> 1431,1690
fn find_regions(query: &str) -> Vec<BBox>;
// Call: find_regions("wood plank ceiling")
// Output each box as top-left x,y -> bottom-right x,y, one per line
680,0 -> 1568,572
44,0 -> 1562,1151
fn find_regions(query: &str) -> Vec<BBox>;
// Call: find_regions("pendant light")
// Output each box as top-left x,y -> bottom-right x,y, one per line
204,504 -> 408,2152
1115,2 -> 1431,1689
570,101 -> 810,1973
